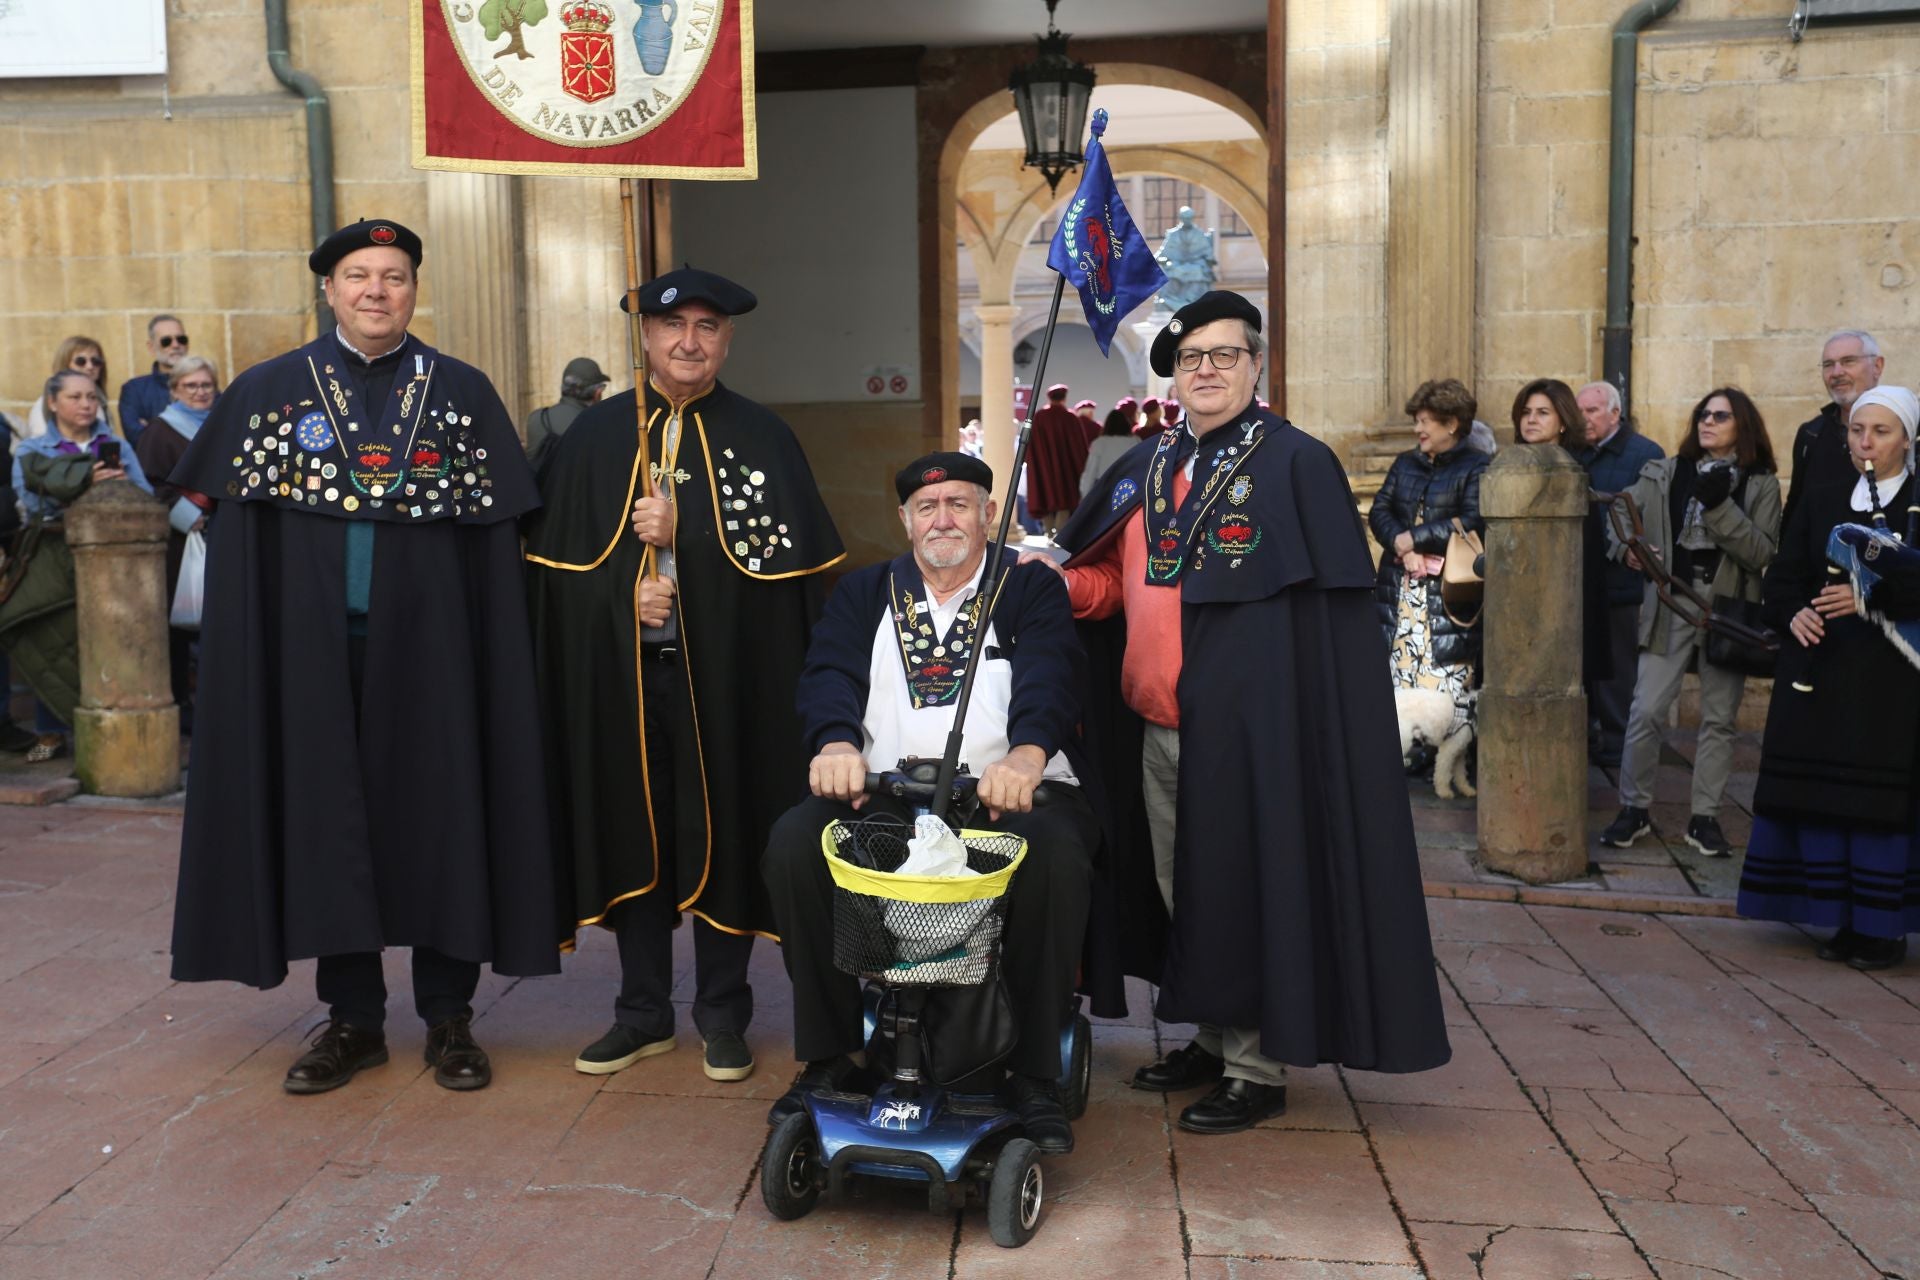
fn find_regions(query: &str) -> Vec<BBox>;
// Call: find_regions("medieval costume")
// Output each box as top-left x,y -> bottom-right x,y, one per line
1741,386 -> 1920,968
1059,291 -> 1451,1131
524,268 -> 844,1075
1026,386 -> 1089,525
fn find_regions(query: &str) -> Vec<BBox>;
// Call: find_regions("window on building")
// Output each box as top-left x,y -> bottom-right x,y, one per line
1029,213 -> 1060,244
1218,204 -> 1252,238
1140,178 -> 1204,236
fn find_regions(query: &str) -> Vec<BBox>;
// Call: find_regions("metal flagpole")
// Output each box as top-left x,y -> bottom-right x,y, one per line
929,273 -> 1068,822
620,177 -> 657,578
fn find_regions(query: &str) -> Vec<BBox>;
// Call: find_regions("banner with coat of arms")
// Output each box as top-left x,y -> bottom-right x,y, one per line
412,0 -> 756,179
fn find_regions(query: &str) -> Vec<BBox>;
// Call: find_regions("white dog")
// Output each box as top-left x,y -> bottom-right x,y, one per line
1395,687 -> 1477,800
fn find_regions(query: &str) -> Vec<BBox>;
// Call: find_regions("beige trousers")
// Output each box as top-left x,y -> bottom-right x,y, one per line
1143,723 -> 1287,1087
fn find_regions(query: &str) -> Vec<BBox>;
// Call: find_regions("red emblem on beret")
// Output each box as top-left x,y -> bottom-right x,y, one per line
370,225 -> 397,245
923,467 -> 947,484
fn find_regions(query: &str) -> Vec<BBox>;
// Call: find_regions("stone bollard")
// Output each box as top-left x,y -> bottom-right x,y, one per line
66,479 -> 180,796
1476,444 -> 1589,883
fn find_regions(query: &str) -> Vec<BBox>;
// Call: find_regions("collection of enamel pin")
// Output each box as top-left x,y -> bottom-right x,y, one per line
889,572 -> 988,709
1142,419 -> 1268,581
224,355 -> 496,518
713,447 -> 795,574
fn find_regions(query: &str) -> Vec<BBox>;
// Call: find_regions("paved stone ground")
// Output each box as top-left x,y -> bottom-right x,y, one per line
2,772 -> 1917,1279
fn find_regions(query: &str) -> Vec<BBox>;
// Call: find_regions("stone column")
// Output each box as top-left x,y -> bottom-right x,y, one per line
1476,445 -> 1590,884
67,480 -> 179,797
975,302 -> 1019,494
428,171 -> 526,426
1387,0 -> 1477,410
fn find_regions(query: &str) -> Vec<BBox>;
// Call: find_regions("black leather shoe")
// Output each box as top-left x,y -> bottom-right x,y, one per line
1816,928 -> 1861,963
767,1055 -> 862,1126
1005,1072 -> 1074,1155
1178,1078 -> 1288,1135
1847,935 -> 1908,972
424,1015 -> 492,1090
284,1020 -> 389,1095
1131,1041 -> 1225,1092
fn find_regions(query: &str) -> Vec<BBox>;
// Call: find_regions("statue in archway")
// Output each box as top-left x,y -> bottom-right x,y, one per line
1155,206 -> 1216,311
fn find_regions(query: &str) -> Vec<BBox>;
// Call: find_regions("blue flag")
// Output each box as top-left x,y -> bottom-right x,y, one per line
1046,110 -> 1166,356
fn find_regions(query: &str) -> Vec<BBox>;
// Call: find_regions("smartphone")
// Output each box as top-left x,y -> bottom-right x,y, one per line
96,440 -> 121,469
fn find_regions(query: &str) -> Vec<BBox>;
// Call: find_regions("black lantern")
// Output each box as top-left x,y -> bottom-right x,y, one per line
1008,0 -> 1096,194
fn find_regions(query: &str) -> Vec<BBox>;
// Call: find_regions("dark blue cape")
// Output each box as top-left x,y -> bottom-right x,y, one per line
169,334 -> 559,988
1062,406 -> 1452,1072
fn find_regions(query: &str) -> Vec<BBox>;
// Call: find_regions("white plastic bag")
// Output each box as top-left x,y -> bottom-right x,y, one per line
170,530 -> 206,630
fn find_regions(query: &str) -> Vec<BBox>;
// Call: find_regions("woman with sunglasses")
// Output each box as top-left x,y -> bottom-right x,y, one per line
21,337 -> 113,439
1599,388 -> 1780,857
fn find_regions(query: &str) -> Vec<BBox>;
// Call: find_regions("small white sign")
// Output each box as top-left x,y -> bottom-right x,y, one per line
860,365 -> 916,400
0,0 -> 168,78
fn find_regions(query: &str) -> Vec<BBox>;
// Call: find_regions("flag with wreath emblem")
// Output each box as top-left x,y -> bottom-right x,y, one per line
1045,111 -> 1165,355
412,0 -> 757,178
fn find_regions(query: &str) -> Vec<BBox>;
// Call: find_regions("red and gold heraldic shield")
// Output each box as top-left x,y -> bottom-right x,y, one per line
412,0 -> 757,179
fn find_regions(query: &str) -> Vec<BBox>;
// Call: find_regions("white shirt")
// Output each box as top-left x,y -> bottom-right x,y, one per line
862,557 -> 1077,785
1850,468 -> 1910,514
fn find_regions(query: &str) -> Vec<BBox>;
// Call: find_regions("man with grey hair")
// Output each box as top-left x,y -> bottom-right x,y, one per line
523,356 -> 610,476
1784,330 -> 1885,528
119,315 -> 192,444
1574,379 -> 1663,767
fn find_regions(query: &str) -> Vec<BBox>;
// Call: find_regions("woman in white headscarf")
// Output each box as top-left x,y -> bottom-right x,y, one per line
1741,385 -> 1920,970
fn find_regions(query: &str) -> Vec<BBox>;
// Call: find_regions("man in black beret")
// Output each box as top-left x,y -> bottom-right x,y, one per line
168,219 -> 559,1094
525,266 -> 845,1085
1046,289 -> 1452,1134
757,452 -> 1098,1154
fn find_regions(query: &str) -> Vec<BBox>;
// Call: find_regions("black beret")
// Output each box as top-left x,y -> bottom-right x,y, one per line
309,219 -> 423,276
1149,289 -> 1264,378
620,266 -> 757,316
895,452 -> 993,503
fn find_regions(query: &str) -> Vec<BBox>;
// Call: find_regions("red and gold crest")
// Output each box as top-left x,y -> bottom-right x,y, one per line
558,1 -> 616,104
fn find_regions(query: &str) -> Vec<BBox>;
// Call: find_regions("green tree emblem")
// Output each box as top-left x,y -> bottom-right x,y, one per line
479,0 -> 548,61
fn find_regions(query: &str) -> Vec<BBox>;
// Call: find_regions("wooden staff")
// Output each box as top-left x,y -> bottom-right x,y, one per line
620,177 -> 656,577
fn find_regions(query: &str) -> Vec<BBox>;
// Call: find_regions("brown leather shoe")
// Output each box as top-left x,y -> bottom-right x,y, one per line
284,1020 -> 389,1095
424,1015 -> 492,1090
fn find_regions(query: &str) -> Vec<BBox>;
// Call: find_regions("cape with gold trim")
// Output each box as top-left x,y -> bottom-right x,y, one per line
168,334 -> 559,990
524,379 -> 843,941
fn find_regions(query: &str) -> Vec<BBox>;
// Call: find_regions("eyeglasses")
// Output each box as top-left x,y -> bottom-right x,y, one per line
157,333 -> 188,348
1173,346 -> 1253,373
71,354 -> 103,368
1696,409 -> 1734,424
175,381 -> 216,394
1821,355 -> 1869,372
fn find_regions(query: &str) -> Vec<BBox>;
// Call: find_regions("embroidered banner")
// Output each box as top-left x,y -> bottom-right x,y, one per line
411,0 -> 757,179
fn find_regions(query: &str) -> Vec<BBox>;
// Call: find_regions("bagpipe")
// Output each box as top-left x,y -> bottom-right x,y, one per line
1825,461 -> 1920,674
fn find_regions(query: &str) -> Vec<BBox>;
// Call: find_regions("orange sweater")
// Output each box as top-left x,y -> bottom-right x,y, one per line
1065,471 -> 1189,729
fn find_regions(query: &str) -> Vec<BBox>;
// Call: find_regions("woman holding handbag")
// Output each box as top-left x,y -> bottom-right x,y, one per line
1599,387 -> 1780,857
134,356 -> 219,735
1369,378 -> 1492,740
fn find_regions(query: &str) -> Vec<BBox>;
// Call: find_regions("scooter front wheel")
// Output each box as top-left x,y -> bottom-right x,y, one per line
986,1138 -> 1044,1247
761,1112 -> 822,1220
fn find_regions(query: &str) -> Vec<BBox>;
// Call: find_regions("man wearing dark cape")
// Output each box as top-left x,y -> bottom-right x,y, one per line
168,219 -> 558,1095
525,268 -> 843,1084
1047,290 -> 1451,1134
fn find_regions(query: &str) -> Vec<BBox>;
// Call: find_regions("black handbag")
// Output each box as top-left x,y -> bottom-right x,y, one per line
1704,591 -> 1779,677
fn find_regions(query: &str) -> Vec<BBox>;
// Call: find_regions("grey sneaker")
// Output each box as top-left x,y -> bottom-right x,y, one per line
1599,806 -> 1651,848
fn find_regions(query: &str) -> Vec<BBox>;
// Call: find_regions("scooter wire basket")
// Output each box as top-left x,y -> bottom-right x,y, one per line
821,817 -> 1027,986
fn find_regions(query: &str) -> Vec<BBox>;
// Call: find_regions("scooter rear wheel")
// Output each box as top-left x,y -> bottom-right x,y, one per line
986,1138 -> 1044,1247
761,1113 -> 822,1220
1060,1012 -> 1093,1120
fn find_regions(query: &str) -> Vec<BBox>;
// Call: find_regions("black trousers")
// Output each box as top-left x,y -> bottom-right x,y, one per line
1589,601 -> 1642,762
610,646 -> 755,1040
762,785 -> 1096,1080
317,948 -> 478,1031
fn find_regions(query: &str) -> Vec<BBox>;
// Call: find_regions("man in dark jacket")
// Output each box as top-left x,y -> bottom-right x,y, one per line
761,451 -> 1096,1155
1783,330 -> 1884,531
522,356 -> 609,477
1575,380 -> 1665,766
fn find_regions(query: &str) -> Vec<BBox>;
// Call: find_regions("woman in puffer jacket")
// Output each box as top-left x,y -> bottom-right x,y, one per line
1368,378 -> 1493,711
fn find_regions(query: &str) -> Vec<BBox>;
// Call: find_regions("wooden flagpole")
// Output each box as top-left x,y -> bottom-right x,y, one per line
620,177 -> 657,577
